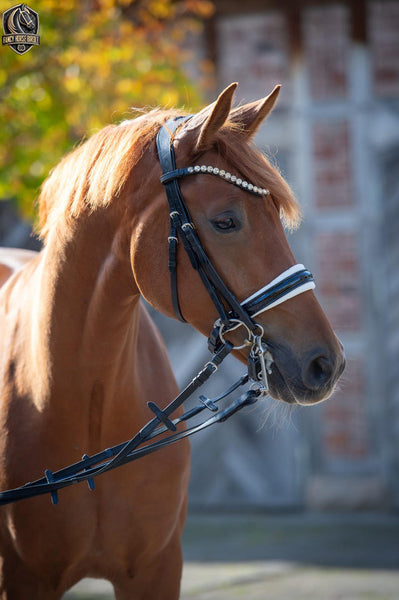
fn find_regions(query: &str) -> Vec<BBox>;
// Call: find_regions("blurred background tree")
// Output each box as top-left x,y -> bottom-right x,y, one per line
0,0 -> 214,218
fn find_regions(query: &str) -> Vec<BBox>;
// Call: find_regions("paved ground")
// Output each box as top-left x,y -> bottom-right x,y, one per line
64,512 -> 399,599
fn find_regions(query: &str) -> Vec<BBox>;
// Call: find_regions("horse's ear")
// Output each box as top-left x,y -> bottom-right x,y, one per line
229,85 -> 281,139
181,83 -> 238,154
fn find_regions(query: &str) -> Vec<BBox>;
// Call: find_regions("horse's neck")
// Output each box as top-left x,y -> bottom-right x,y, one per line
30,211 -> 141,402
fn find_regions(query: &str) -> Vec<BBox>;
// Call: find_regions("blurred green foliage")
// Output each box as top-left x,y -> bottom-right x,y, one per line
0,0 -> 214,218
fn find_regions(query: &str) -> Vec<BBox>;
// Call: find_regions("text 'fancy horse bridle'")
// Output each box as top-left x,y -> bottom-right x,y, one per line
0,118 -> 315,506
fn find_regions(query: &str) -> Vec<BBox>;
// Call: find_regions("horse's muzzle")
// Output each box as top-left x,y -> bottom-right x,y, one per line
266,342 -> 346,405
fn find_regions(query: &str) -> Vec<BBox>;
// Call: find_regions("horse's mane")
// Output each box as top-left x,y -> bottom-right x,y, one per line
38,109 -> 300,242
37,109 -> 178,241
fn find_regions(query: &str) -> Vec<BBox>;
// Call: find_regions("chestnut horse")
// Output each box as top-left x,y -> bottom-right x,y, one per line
0,83 -> 344,598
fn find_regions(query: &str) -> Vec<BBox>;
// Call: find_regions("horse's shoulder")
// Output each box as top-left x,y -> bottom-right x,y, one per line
0,248 -> 38,289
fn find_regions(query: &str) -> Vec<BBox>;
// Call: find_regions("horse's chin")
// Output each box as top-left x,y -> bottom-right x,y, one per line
267,362 -> 333,406
267,374 -> 297,404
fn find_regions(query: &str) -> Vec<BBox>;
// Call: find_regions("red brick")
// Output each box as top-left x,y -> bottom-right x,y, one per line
302,5 -> 350,100
217,12 -> 290,105
312,120 -> 353,209
321,357 -> 369,460
369,1 -> 399,96
315,232 -> 362,333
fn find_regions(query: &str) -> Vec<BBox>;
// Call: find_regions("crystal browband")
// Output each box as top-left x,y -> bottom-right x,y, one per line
160,165 -> 270,197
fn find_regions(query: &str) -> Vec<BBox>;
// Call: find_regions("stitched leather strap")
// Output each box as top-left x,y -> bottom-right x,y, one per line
156,118 -> 256,330
157,118 -> 190,322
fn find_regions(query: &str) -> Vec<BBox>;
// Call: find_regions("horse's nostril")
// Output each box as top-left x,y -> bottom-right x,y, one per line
303,354 -> 333,390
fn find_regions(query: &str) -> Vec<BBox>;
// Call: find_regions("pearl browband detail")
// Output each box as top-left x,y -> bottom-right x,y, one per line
160,165 -> 270,197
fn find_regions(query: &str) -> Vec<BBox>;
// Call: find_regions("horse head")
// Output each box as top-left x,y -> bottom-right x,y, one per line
18,4 -> 35,30
131,83 -> 345,405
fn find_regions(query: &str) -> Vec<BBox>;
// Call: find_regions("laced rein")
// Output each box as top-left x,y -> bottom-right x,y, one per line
0,118 -> 314,506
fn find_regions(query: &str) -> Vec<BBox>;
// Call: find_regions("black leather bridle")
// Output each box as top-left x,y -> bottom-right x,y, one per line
156,117 -> 315,361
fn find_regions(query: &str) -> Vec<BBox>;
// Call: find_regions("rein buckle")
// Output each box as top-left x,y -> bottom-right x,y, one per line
248,334 -> 273,396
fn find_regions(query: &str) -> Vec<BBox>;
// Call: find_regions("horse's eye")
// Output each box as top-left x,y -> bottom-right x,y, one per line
211,216 -> 237,232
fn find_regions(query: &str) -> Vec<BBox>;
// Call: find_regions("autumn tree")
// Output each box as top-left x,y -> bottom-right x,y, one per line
0,0 -> 213,217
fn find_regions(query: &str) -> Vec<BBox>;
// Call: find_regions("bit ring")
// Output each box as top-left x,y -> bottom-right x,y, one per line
218,319 -> 253,350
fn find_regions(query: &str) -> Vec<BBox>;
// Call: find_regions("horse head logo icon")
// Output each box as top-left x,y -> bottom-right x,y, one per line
2,4 -> 40,55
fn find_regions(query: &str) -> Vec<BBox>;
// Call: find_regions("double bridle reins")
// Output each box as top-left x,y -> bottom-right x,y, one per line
0,118 -> 315,506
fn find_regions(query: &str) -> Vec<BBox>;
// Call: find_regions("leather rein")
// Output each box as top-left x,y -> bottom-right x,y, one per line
0,118 -> 314,506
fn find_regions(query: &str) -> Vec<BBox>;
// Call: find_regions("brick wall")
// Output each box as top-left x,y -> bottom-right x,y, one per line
316,231 -> 362,332
217,11 -> 291,105
312,121 -> 353,209
369,1 -> 399,96
302,4 -> 350,100
302,2 -> 373,475
321,357 -> 369,463
186,0 -> 399,507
